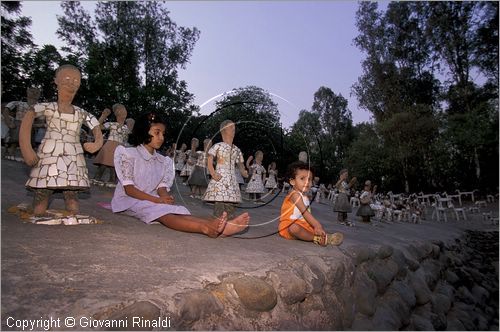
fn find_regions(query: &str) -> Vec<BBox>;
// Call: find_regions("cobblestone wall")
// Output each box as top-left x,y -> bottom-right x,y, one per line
95,230 -> 498,330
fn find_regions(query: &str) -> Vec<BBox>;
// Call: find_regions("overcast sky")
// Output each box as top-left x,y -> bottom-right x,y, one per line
21,1 -> 384,128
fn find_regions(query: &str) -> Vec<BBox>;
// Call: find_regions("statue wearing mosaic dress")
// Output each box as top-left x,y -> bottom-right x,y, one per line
19,64 -> 103,216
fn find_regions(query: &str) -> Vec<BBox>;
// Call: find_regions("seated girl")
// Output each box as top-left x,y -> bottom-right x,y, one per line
111,112 -> 249,237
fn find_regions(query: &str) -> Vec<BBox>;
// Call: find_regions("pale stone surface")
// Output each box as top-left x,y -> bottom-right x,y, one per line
232,276 -> 277,312
174,289 -> 223,325
267,269 -> 307,305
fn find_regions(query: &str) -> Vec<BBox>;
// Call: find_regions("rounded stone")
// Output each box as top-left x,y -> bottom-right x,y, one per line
268,269 -> 307,305
390,281 -> 416,308
174,289 -> 223,323
409,272 -> 431,305
445,270 -> 460,285
353,271 -> 378,316
377,245 -> 394,259
431,293 -> 451,315
455,286 -> 476,305
381,289 -> 410,326
409,314 -> 434,331
232,276 -> 277,312
368,259 -> 399,295
105,301 -> 161,331
431,244 -> 441,258
372,304 -> 402,330
351,313 -> 374,331
406,257 -> 420,271
352,247 -> 377,266
471,285 -> 489,305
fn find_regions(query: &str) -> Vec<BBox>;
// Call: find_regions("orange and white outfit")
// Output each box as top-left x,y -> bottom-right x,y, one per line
279,190 -> 314,239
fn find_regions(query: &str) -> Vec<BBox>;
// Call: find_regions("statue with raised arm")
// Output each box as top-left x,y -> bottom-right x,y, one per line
19,64 -> 103,216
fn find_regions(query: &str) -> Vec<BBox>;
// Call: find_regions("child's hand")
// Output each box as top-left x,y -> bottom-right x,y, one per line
313,225 -> 326,237
212,173 -> 222,181
157,195 -> 175,204
241,170 -> 249,178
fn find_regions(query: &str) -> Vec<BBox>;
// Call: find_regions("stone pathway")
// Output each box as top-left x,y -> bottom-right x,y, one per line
1,158 -> 498,330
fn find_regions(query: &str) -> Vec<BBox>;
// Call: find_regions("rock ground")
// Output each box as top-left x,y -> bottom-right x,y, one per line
1,158 -> 498,330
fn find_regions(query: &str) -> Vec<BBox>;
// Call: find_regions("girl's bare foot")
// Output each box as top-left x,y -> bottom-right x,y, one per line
221,212 -> 250,236
204,212 -> 228,238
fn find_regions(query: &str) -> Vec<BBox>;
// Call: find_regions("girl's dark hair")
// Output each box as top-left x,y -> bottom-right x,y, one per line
128,112 -> 166,146
285,161 -> 314,181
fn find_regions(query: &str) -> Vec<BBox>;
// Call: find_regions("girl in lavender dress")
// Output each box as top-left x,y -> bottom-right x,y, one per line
111,112 -> 249,237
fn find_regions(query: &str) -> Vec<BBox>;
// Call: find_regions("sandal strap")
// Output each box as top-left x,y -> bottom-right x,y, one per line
313,234 -> 327,246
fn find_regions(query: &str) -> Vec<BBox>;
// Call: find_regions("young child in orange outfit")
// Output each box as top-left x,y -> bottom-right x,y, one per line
279,161 -> 343,246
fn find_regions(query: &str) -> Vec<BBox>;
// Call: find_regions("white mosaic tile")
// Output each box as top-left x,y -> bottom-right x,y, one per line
48,164 -> 58,177
41,157 -> 57,165
65,143 -> 76,155
56,158 -> 67,172
53,142 -> 64,156
42,139 -> 55,153
47,178 -> 57,187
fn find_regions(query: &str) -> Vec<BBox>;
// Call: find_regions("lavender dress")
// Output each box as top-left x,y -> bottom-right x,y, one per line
111,144 -> 190,224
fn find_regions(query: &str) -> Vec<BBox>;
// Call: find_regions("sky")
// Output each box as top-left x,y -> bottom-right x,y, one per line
20,0 -> 379,128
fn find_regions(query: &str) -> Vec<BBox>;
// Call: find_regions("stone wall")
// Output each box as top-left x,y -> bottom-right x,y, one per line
97,230 -> 498,330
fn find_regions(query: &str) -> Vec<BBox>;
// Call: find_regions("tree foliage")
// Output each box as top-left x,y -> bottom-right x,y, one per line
187,86 -> 283,165
351,1 -> 497,193
56,1 -> 200,129
1,1 -> 34,99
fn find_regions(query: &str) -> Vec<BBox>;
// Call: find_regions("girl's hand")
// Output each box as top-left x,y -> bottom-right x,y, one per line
241,170 -> 249,178
212,173 -> 222,181
156,195 -> 175,204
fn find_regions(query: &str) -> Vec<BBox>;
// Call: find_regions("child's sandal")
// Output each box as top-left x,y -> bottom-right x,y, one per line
313,234 -> 327,246
313,233 -> 344,247
327,232 -> 344,246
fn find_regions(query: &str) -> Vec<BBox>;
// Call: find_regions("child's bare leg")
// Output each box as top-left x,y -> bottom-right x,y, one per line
288,223 -> 314,241
33,189 -> 52,216
158,212 -> 228,238
63,190 -> 79,214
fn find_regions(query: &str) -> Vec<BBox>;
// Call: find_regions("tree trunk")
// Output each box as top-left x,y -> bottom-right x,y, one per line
474,147 -> 480,180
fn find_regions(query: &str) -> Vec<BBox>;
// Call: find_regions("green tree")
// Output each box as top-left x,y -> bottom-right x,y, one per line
190,86 -> 282,164
425,1 -> 498,187
56,1 -> 199,133
22,45 -> 63,101
353,2 -> 440,192
284,109 -> 322,174
346,122 -> 388,190
1,1 -> 34,99
311,86 -> 354,180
